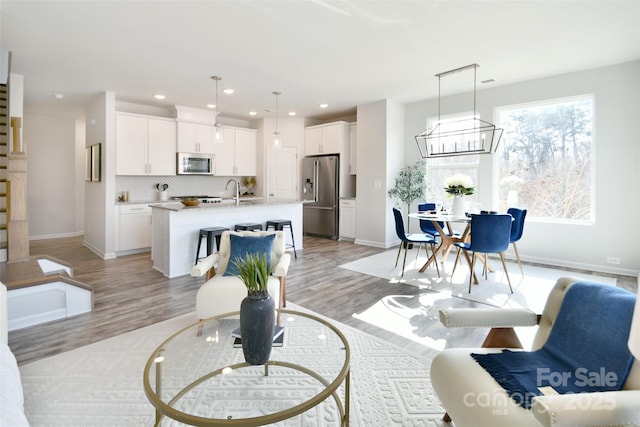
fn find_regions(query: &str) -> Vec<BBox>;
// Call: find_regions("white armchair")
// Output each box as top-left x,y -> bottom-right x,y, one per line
191,230 -> 291,320
431,277 -> 640,427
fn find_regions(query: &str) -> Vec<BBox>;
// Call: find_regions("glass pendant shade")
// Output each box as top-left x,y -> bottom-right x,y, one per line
272,91 -> 281,148
212,76 -> 224,144
214,122 -> 223,142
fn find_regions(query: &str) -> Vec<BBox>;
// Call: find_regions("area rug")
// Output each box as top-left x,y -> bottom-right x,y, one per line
342,250 -> 616,352
340,249 -> 616,312
19,304 -> 447,427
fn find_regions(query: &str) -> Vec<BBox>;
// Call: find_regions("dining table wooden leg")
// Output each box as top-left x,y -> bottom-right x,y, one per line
418,243 -> 444,272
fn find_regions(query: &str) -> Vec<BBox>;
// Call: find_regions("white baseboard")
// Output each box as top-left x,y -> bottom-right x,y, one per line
29,231 -> 84,241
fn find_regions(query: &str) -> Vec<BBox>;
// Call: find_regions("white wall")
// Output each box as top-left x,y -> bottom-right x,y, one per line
84,91 -> 116,259
25,113 -> 79,238
355,100 -> 396,248
404,60 -> 640,275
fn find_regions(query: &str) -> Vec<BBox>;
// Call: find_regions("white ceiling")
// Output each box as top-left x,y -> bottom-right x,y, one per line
2,1 -> 639,121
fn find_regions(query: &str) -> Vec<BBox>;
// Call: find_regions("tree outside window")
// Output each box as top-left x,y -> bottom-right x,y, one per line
497,96 -> 593,222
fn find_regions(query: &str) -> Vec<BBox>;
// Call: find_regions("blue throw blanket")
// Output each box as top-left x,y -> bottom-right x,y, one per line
471,281 -> 636,409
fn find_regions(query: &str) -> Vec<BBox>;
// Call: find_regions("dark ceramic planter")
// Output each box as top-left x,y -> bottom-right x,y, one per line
239,291 -> 275,365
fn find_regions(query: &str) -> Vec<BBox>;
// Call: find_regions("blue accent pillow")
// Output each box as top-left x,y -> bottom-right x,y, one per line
224,233 -> 276,276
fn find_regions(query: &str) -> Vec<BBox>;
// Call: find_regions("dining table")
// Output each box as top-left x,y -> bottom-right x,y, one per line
408,211 -> 485,283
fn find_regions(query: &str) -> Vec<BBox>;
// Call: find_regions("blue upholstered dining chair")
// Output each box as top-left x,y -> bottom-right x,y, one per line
507,207 -> 527,276
453,213 -> 513,293
418,202 -> 461,262
392,208 -> 440,278
417,203 -> 442,238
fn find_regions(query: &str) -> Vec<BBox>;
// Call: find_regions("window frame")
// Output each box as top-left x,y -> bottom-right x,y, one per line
493,94 -> 595,225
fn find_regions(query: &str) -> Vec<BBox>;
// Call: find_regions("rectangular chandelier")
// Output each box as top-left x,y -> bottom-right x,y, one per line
415,64 -> 503,158
415,116 -> 503,158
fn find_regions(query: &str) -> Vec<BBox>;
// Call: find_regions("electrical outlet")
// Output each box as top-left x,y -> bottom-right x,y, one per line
606,256 -> 621,265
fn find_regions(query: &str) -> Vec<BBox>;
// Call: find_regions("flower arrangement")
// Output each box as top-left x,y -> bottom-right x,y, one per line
444,174 -> 475,196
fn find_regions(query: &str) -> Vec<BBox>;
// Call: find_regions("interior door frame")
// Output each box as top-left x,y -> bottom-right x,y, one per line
267,144 -> 299,201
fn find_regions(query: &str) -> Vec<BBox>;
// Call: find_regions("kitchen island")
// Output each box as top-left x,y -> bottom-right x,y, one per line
150,200 -> 303,278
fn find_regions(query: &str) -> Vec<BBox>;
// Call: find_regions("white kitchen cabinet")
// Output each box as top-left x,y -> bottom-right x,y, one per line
305,121 -> 353,198
176,122 -> 215,154
116,113 -> 176,176
339,198 -> 356,240
118,204 -> 152,251
304,121 -> 349,156
213,127 -> 257,176
349,123 -> 357,175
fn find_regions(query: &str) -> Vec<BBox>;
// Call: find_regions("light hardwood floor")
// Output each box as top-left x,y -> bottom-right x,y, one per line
7,235 -> 637,365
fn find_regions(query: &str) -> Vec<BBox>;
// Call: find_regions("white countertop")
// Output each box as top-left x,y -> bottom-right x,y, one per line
149,199 -> 302,212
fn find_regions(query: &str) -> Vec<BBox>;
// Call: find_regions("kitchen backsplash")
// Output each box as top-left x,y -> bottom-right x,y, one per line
115,175 -> 255,202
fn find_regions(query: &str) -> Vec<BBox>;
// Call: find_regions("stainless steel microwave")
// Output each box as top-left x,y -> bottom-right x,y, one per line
176,152 -> 214,175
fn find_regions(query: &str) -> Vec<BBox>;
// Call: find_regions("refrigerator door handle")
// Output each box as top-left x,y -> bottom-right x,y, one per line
303,205 -> 335,210
313,160 -> 320,202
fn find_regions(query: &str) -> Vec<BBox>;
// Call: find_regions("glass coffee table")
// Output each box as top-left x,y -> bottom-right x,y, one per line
143,309 -> 350,426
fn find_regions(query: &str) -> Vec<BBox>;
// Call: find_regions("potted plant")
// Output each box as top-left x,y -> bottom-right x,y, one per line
233,252 -> 275,365
388,160 -> 427,228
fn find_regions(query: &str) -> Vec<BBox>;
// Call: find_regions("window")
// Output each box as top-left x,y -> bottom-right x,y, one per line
496,96 -> 593,222
425,113 -> 479,208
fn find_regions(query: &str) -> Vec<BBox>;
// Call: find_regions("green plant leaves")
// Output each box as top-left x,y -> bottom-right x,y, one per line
232,253 -> 272,293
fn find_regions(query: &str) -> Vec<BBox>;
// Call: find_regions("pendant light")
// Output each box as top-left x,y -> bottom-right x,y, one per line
211,75 -> 224,143
415,64 -> 503,158
272,91 -> 281,148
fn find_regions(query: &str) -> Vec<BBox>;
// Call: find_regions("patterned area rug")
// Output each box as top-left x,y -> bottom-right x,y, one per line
340,249 -> 616,312
341,250 -> 617,353
19,304 -> 446,427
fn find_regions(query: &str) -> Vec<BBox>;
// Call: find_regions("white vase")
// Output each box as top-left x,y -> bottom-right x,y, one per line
451,195 -> 466,218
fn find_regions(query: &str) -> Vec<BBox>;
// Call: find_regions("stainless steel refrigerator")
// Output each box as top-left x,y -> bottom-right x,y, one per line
302,155 -> 339,239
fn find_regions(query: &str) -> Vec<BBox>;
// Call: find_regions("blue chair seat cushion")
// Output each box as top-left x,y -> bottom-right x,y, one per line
406,233 -> 438,244
224,233 -> 276,276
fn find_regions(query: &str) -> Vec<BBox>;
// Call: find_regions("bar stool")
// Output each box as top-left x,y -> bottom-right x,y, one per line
234,223 -> 263,232
266,219 -> 297,258
195,227 -> 229,264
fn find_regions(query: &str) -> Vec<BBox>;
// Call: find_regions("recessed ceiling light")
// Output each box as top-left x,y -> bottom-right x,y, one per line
52,93 -> 64,99
223,89 -> 234,95
288,112 -> 296,116
249,111 -> 257,116
319,103 -> 328,109
153,94 -> 166,100
206,104 -> 216,109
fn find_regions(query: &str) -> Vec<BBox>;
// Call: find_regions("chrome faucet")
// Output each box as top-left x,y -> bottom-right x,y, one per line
225,178 -> 240,205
